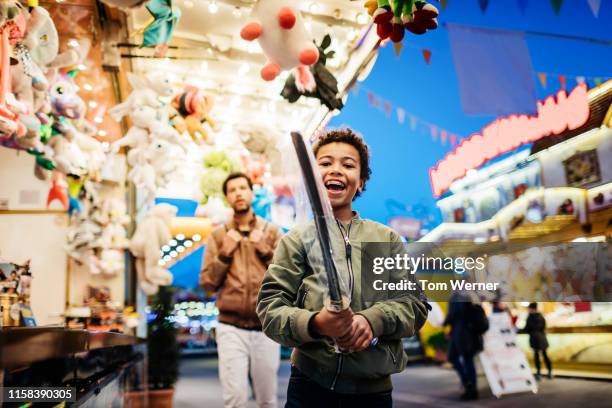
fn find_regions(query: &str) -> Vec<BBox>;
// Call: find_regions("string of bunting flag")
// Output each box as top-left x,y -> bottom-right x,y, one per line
440,0 -> 602,18
536,71 -> 610,89
350,83 -> 465,148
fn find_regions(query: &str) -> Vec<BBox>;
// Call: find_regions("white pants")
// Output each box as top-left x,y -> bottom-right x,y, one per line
216,322 -> 281,408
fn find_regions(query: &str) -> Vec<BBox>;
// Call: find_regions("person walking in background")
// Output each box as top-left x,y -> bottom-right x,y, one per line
201,172 -> 283,408
444,292 -> 489,401
520,302 -> 553,380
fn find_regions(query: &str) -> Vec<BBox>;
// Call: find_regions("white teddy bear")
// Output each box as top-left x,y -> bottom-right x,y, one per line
129,203 -> 177,295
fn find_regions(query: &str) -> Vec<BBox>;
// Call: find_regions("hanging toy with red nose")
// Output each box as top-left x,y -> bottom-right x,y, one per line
240,0 -> 319,89
365,0 -> 439,44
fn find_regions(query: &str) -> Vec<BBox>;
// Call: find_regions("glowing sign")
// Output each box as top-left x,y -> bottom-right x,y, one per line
430,84 -> 590,197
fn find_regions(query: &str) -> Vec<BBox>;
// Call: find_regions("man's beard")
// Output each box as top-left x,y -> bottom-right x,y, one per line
234,205 -> 250,215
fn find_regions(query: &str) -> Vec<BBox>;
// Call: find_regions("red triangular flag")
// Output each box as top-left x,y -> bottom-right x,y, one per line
550,0 -> 563,14
538,72 -> 547,88
422,49 -> 432,65
559,75 -> 566,89
430,125 -> 438,141
367,92 -> 375,106
478,0 -> 490,13
450,134 -> 457,146
384,100 -> 392,116
440,130 -> 448,145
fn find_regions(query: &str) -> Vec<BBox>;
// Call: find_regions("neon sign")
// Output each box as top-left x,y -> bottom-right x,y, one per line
430,84 -> 590,197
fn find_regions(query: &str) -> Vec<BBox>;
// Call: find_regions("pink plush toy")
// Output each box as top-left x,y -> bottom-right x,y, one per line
240,0 -> 319,83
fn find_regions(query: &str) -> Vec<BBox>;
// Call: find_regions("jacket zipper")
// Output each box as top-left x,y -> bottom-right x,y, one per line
330,220 -> 353,391
387,344 -> 397,365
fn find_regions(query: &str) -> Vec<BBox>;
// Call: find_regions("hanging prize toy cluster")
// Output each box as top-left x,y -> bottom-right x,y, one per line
365,0 -> 439,45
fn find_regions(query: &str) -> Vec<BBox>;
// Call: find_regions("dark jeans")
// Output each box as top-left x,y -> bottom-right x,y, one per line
285,366 -> 393,408
534,349 -> 552,375
448,353 -> 477,389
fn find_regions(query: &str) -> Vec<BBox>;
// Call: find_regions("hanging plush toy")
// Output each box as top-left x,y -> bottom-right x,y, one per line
240,0 -> 319,86
134,0 -> 181,57
47,171 -> 69,210
237,124 -> 283,176
200,151 -> 241,204
281,34 -> 343,111
171,86 -> 216,144
129,203 -> 177,295
365,0 -> 439,44
108,72 -> 173,121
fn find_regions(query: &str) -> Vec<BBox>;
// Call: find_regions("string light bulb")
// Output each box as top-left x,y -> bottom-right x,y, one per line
208,0 -> 219,14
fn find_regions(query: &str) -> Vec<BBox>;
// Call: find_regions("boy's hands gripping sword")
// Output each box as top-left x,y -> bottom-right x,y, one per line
291,132 -> 378,349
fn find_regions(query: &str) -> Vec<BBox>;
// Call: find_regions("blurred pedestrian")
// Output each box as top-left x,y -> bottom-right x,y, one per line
201,172 -> 284,408
520,302 -> 552,380
444,292 -> 489,401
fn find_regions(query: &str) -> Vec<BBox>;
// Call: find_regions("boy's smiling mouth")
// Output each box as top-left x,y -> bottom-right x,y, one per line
325,180 -> 346,192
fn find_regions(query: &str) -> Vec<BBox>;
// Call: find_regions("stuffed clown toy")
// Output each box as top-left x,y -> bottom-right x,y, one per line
240,0 -> 319,89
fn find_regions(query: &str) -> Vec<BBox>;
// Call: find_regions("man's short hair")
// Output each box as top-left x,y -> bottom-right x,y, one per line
528,302 -> 538,310
222,172 -> 253,195
313,128 -> 372,197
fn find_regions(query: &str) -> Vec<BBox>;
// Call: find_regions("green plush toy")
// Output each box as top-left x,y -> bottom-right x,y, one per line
199,151 -> 241,204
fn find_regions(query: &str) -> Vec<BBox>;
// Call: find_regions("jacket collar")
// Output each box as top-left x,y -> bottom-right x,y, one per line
228,212 -> 264,231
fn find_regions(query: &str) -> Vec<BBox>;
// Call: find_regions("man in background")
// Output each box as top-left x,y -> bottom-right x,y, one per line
201,172 -> 283,408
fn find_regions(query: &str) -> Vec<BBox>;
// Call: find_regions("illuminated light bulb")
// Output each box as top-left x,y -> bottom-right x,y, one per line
77,63 -> 87,71
170,251 -> 178,258
208,0 -> 218,14
309,2 -> 320,13
177,246 -> 185,253
192,234 -> 202,242
83,83 -> 93,91
169,239 -> 178,246
158,260 -> 165,266
184,0 -> 194,8
233,6 -> 242,18
176,234 -> 185,240
184,240 -> 193,248
163,255 -> 171,262
356,12 -> 368,25
162,245 -> 171,252
200,61 -> 208,71
94,116 -> 103,124
98,130 -> 107,137
88,101 -> 98,108
67,39 -> 79,48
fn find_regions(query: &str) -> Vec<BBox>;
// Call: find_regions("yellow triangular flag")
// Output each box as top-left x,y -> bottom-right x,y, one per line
538,72 -> 547,89
394,42 -> 403,57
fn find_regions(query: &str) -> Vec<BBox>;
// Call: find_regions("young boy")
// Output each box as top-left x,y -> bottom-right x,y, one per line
257,129 -> 429,407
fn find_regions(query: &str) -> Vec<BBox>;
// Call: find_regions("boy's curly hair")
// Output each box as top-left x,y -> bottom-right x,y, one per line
313,128 -> 372,197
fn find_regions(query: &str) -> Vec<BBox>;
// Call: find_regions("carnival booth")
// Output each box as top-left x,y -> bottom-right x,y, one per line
0,0 -> 447,403
421,80 -> 612,378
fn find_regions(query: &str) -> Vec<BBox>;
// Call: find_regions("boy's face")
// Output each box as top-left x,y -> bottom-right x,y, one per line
225,177 -> 253,214
316,142 -> 364,210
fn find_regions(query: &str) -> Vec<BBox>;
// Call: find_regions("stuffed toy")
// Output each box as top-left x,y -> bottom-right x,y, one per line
240,0 -> 319,86
47,171 -> 69,210
49,71 -> 86,120
135,0 -> 181,58
200,150 -> 241,204
98,249 -> 124,276
108,72 -> 173,122
281,34 -> 343,111
365,0 -> 439,43
128,203 -> 177,295
237,124 -> 283,176
171,86 -> 216,144
197,196 -> 232,225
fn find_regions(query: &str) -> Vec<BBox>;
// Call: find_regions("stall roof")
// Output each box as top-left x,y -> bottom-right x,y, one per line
125,0 -> 378,147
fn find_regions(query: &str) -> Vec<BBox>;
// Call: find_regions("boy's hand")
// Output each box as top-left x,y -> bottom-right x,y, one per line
310,307 -> 353,338
336,315 -> 374,352
219,229 -> 242,258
